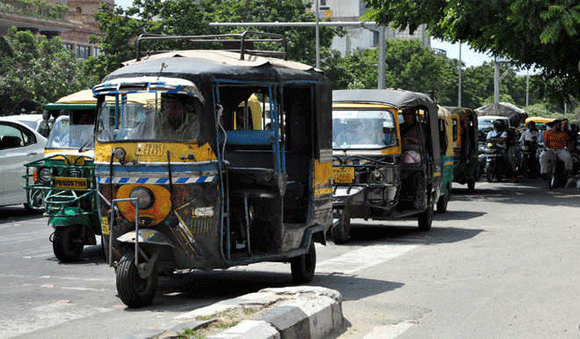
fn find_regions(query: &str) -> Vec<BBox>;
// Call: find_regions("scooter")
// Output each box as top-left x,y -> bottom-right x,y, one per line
544,149 -> 567,189
520,141 -> 539,178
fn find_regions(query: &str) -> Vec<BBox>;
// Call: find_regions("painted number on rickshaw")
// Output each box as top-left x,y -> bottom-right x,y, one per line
101,217 -> 110,235
333,167 -> 355,183
137,143 -> 163,156
55,177 -> 88,189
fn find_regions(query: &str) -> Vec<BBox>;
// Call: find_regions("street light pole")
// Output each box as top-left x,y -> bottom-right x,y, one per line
315,0 -> 320,69
378,26 -> 385,89
458,41 -> 462,107
494,57 -> 500,104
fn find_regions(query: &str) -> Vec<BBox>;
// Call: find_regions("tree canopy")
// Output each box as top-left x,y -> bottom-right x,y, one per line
364,0 -> 580,103
0,28 -> 87,115
86,0 -> 339,82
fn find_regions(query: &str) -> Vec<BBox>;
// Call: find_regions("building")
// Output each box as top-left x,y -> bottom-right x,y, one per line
0,0 -> 113,59
313,0 -> 430,55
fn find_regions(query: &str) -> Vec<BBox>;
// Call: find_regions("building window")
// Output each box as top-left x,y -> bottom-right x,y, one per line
93,47 -> 101,57
76,45 -> 90,59
320,0 -> 326,5
64,43 -> 74,52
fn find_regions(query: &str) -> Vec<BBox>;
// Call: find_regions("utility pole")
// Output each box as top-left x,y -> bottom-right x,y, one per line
458,41 -> 462,107
315,0 -> 320,69
209,21 -> 387,89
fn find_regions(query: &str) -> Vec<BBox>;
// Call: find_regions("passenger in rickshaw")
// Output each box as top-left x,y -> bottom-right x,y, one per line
129,93 -> 201,140
401,108 -> 425,164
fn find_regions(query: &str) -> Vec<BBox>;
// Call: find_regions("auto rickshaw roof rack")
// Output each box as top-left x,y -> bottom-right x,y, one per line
135,31 -> 287,62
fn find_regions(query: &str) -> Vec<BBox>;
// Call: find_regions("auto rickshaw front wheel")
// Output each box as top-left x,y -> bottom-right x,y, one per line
290,241 -> 316,284
116,250 -> 158,308
418,205 -> 434,231
53,226 -> 84,263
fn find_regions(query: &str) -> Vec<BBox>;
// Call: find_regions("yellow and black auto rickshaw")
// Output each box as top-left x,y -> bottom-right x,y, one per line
92,32 -> 333,307
448,107 -> 479,192
331,89 -> 442,243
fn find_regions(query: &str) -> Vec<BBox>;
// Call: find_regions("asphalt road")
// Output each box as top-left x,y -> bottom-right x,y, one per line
1,177 -> 579,338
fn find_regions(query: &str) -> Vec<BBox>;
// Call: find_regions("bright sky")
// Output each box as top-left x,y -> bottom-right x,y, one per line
431,39 -> 493,68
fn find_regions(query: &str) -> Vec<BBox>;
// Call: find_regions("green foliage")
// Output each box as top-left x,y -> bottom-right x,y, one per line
0,28 -> 88,115
364,0 -> 580,104
0,0 -> 69,21
87,0 -> 340,80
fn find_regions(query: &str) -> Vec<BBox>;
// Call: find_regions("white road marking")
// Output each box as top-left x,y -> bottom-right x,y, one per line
0,301 -> 114,339
363,322 -> 415,339
316,244 -> 420,275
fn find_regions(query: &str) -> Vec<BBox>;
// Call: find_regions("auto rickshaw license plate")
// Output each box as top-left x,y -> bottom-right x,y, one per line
333,167 -> 355,183
55,177 -> 88,189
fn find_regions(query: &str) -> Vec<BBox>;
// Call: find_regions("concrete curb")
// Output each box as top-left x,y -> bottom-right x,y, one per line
165,286 -> 344,339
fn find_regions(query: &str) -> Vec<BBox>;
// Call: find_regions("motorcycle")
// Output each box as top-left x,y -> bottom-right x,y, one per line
484,140 -> 510,182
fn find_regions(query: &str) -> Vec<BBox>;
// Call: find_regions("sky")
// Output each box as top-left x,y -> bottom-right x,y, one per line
431,39 -> 493,68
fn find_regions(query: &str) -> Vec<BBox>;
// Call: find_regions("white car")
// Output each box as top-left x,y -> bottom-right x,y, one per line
0,117 -> 47,210
0,114 -> 51,137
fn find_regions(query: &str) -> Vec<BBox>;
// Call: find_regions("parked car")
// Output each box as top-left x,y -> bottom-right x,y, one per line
0,117 -> 47,210
1,114 -> 50,137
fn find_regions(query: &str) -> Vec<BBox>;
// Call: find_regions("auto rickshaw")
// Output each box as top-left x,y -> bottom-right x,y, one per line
24,89 -> 101,263
448,107 -> 478,192
331,89 -> 442,243
436,105 -> 454,212
92,31 -> 333,307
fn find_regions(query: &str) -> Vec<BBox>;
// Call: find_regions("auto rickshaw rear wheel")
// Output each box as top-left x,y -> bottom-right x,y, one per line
290,241 -> 316,284
467,179 -> 475,192
418,205 -> 434,231
53,226 -> 84,263
332,208 -> 350,244
436,185 -> 450,213
116,250 -> 158,308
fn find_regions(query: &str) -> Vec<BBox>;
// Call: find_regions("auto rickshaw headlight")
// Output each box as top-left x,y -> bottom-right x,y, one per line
38,167 -> 52,183
130,186 -> 154,210
113,147 -> 127,164
68,168 -> 81,177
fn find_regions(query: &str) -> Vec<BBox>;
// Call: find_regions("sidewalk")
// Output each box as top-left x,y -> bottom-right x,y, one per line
143,286 -> 344,339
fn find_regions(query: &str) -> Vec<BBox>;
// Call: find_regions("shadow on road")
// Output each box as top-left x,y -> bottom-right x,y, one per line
131,267 -> 404,311
451,177 -> 580,208
0,205 -> 44,224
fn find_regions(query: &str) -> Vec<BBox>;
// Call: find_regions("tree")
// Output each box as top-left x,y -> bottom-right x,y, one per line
322,39 -> 460,105
0,28 -> 87,115
86,0 -> 339,82
364,0 -> 580,103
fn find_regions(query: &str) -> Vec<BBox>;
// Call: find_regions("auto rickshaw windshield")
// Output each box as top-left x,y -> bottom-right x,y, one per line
46,115 -> 95,149
332,109 -> 397,149
96,91 -> 202,142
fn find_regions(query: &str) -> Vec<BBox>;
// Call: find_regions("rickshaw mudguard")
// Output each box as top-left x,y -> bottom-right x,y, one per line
117,229 -> 175,247
332,186 -> 364,206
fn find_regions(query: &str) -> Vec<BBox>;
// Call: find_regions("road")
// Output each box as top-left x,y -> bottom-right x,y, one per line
1,178 -> 579,338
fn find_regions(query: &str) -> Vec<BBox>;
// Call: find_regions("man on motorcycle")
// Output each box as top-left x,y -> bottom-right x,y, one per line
487,120 -> 517,181
539,119 -> 573,179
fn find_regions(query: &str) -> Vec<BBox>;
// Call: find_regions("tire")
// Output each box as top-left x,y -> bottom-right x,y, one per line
116,251 -> 158,308
331,208 -> 350,244
467,180 -> 475,192
486,163 -> 494,182
436,185 -> 450,213
418,204 -> 434,231
53,226 -> 84,263
290,241 -> 316,284
101,234 -> 108,263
